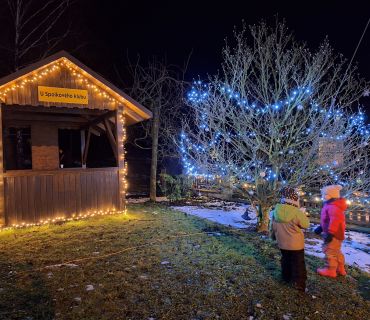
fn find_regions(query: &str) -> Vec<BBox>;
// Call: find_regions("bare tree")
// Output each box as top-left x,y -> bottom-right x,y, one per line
127,58 -> 188,201
0,0 -> 76,74
0,0 -> 79,170
181,21 -> 370,231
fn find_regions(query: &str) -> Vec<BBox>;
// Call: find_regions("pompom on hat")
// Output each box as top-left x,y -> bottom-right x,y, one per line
279,186 -> 300,208
321,185 -> 342,199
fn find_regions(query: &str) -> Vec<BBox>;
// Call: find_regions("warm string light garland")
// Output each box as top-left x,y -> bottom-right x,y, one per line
119,108 -> 129,199
0,209 -> 124,232
0,58 -> 125,106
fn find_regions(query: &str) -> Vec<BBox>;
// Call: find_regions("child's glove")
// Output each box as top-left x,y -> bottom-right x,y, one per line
323,233 -> 334,243
314,225 -> 323,235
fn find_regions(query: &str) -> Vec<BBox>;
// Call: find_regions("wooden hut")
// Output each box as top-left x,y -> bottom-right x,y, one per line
0,51 -> 152,227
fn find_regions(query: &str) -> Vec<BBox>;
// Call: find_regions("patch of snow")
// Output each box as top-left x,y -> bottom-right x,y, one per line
128,197 -> 168,204
47,263 -> 78,268
75,297 -> 82,302
86,285 -> 94,291
161,261 -> 170,265
0,288 -> 3,293
171,204 -> 257,229
305,224 -> 370,274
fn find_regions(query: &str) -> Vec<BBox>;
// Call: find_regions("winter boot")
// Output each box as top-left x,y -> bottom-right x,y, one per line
317,268 -> 337,277
337,265 -> 346,276
293,282 -> 306,292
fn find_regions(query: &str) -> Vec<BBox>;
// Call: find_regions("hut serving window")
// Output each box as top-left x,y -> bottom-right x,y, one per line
3,127 -> 32,170
58,129 -> 82,168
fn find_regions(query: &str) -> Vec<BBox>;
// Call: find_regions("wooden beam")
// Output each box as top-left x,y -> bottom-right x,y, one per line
125,108 -> 144,122
115,107 -> 125,211
2,105 -> 105,115
79,115 -> 102,136
90,127 -> 101,136
0,105 -> 4,226
80,110 -> 116,130
3,120 -> 81,129
3,113 -> 88,123
103,118 -> 118,161
83,127 -> 92,166
96,119 -> 115,132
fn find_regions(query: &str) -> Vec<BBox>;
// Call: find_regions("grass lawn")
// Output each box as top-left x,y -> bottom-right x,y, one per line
0,202 -> 370,320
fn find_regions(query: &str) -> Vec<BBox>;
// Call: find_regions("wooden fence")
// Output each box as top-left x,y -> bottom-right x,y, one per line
4,168 -> 119,226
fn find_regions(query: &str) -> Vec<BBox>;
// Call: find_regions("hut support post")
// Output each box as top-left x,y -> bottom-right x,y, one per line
115,106 -> 125,212
80,130 -> 86,169
0,106 -> 4,226
104,119 -> 118,161
81,127 -> 91,168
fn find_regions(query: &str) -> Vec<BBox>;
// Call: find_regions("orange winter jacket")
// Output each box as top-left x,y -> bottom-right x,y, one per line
321,197 -> 347,240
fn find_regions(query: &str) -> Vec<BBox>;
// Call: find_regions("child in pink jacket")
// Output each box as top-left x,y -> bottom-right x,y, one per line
316,185 -> 347,277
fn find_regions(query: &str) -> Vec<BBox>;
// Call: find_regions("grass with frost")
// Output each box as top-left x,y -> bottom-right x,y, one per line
0,202 -> 370,319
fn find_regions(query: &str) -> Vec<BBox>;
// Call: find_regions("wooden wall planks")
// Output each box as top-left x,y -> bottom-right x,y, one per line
4,169 -> 119,226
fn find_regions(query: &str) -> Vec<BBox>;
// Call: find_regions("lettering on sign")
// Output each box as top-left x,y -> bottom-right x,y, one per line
38,86 -> 88,104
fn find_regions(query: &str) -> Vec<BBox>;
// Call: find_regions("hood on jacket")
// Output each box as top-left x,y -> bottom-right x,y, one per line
273,203 -> 302,223
324,197 -> 347,211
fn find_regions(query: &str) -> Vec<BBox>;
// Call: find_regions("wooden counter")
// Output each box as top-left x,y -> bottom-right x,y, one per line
4,167 -> 119,226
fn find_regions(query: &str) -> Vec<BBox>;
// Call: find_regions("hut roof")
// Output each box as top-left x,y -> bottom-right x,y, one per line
0,51 -> 152,126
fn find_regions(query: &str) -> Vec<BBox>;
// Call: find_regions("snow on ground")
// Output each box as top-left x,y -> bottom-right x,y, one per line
171,203 -> 257,229
305,226 -> 370,274
128,197 -> 169,204
171,200 -> 370,274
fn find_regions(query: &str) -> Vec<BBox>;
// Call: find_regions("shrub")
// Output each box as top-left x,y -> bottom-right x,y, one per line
158,174 -> 192,202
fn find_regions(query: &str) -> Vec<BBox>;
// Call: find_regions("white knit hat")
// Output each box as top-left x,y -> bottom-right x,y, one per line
321,185 -> 342,199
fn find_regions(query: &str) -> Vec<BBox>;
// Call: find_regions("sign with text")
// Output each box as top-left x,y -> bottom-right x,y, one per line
38,86 -> 88,104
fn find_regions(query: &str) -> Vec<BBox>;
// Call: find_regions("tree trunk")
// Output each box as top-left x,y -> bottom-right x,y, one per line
16,128 -> 24,170
221,176 -> 233,200
150,101 -> 160,201
257,204 -> 271,232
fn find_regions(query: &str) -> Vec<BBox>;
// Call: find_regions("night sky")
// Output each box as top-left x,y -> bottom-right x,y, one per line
72,0 -> 370,165
2,0 -> 370,168
82,0 -> 370,87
